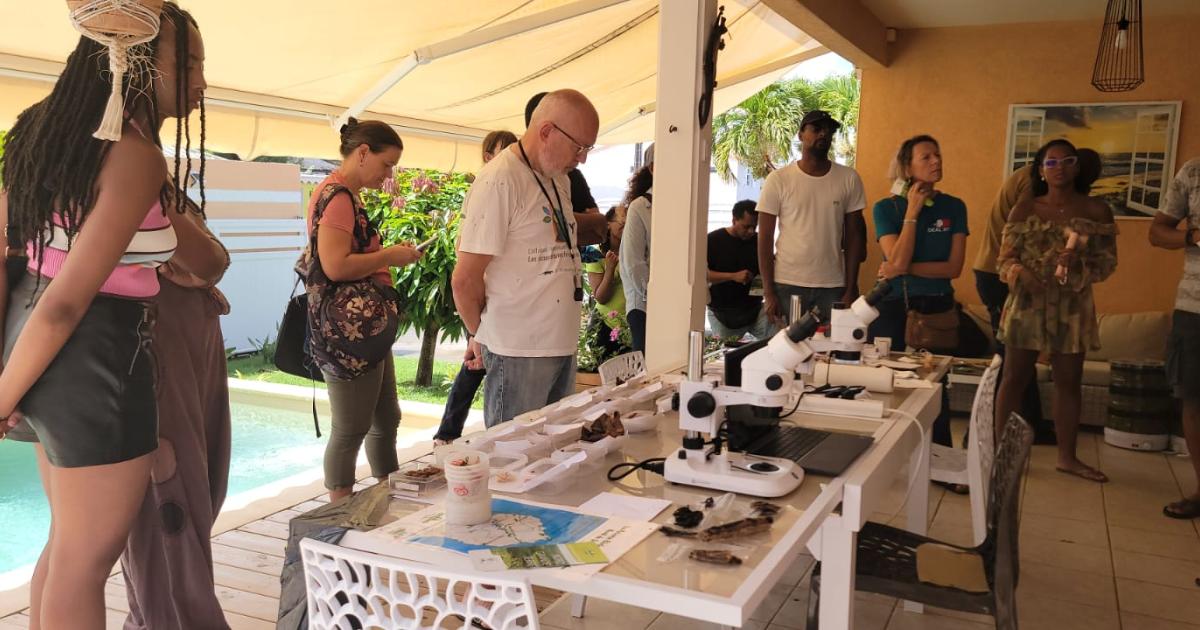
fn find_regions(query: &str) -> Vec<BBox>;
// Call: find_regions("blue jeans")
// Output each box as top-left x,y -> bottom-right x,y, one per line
627,309 -> 647,354
481,347 -> 576,427
707,306 -> 778,341
433,364 -> 485,441
774,284 -> 844,322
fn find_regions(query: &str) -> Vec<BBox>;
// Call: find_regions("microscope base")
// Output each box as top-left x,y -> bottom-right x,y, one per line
663,450 -> 803,497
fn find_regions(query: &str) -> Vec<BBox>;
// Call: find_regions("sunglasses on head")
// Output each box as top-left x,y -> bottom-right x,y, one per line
1042,156 -> 1078,169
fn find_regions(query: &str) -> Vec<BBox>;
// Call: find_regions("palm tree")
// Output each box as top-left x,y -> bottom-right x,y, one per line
814,74 -> 861,166
712,80 -> 819,182
711,74 -> 861,182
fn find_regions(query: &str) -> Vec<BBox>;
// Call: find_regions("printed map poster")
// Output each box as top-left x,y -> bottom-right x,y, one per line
363,497 -> 659,580
405,498 -> 605,553
1004,102 -> 1181,219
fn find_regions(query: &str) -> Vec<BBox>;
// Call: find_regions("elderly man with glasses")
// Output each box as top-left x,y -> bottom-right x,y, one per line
452,89 -> 601,426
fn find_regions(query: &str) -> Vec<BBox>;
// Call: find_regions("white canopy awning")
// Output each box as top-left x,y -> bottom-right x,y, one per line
0,0 -> 824,171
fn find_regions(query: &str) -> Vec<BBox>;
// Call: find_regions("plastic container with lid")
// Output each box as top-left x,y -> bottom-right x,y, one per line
492,433 -> 554,460
388,461 -> 446,498
443,450 -> 492,525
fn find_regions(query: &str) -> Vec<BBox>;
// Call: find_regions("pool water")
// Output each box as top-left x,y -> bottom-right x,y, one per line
0,402 -> 329,577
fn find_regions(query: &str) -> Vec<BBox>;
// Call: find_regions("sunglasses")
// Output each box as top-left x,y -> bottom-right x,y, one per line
551,122 -> 594,156
1042,156 -> 1079,169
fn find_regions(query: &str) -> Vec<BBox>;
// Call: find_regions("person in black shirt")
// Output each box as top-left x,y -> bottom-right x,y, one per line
707,200 -> 776,340
525,92 -> 606,247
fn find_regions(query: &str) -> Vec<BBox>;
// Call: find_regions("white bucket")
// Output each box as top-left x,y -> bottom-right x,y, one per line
444,450 -> 492,525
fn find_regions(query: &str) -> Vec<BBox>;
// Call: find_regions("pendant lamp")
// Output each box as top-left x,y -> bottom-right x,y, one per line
1092,0 -> 1144,92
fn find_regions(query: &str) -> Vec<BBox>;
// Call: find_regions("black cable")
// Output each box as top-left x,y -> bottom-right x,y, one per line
607,457 -> 666,481
778,392 -> 806,419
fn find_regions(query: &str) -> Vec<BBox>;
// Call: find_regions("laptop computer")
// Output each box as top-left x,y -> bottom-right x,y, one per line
725,406 -> 874,477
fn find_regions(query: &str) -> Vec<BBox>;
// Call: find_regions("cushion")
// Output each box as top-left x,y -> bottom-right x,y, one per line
1081,360 -> 1111,388
1089,312 -> 1171,363
915,543 -> 990,593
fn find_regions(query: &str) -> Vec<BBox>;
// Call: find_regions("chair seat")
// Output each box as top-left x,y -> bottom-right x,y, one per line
812,521 -> 995,616
930,444 -> 968,485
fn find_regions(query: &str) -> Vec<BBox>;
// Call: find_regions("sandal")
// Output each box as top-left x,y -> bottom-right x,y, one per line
1055,465 -> 1109,483
1163,498 -> 1200,520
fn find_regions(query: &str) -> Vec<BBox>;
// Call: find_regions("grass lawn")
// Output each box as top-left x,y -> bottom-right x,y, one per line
227,354 -> 481,409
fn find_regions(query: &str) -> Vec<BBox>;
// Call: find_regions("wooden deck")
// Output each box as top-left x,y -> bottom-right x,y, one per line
0,476 -> 563,630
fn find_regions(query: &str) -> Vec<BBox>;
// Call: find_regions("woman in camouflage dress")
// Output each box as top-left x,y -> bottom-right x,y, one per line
995,139 -> 1117,482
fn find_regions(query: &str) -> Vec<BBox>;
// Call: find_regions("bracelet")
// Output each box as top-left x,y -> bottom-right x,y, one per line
903,219 -> 918,224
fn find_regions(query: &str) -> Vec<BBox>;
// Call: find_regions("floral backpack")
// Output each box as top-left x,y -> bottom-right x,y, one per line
298,183 -> 400,380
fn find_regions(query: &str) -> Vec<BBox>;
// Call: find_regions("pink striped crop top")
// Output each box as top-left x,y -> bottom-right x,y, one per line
27,202 -> 178,299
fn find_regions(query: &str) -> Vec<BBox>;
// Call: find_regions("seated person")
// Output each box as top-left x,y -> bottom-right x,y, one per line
707,200 -> 776,341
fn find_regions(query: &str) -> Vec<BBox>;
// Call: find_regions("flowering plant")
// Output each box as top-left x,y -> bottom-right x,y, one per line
361,168 -> 472,386
576,302 -> 633,373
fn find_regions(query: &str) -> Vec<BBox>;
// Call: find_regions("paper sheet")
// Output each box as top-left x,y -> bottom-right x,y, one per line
578,492 -> 671,522
893,378 -> 934,389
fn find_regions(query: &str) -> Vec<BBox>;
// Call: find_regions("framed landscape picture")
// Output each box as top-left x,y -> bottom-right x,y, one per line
1004,101 -> 1182,219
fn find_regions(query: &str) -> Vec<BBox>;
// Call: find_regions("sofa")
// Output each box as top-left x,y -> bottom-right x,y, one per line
1035,311 -> 1172,426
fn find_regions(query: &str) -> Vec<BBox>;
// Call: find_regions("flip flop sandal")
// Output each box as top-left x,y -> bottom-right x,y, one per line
1055,466 -> 1109,483
1163,498 -> 1200,520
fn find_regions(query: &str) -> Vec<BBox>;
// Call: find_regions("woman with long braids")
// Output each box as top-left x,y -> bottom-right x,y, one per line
0,3 -> 207,628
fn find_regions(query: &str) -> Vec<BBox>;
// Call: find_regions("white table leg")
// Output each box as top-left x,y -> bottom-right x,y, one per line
818,515 -> 856,630
570,594 -> 587,618
903,387 -> 937,614
905,425 -> 932,536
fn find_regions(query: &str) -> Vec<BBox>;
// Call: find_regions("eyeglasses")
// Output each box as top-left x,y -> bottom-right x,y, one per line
550,122 -> 594,156
1042,156 -> 1079,169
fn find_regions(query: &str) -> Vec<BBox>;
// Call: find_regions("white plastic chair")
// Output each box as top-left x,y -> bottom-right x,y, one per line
300,537 -> 540,630
598,351 -> 646,386
929,354 -> 1001,546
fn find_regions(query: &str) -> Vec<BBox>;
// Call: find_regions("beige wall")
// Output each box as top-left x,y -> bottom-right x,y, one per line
856,17 -> 1200,314
201,160 -> 302,220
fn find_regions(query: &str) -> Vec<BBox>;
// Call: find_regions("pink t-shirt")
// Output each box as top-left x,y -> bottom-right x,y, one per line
28,203 -> 173,299
307,174 -> 391,285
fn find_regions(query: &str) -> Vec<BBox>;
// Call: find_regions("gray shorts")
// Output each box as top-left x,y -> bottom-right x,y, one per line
1167,309 -> 1200,401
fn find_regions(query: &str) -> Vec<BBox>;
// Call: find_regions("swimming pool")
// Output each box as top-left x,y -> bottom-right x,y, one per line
0,401 -> 329,580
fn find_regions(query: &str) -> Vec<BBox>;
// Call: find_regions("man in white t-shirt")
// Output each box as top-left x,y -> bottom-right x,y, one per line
452,90 -> 598,426
757,109 -> 867,324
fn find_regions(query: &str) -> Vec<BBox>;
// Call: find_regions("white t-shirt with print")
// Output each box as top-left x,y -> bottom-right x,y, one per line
757,162 -> 867,288
458,147 -> 581,357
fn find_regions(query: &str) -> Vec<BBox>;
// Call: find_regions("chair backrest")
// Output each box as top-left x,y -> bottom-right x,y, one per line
966,354 -> 1002,546
300,537 -> 540,630
981,413 -> 1033,613
599,351 -> 646,386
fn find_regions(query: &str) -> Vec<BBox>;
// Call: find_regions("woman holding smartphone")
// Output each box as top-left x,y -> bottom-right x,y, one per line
308,119 -> 422,502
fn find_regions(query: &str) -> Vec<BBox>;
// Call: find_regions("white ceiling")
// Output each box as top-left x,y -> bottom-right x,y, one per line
861,0 -> 1200,29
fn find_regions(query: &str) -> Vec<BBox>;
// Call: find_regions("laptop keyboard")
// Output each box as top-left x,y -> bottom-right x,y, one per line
745,425 -> 831,462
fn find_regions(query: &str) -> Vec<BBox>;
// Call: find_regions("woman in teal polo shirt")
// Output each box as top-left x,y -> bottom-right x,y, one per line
870,134 -> 969,349
871,135 -> 968,461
